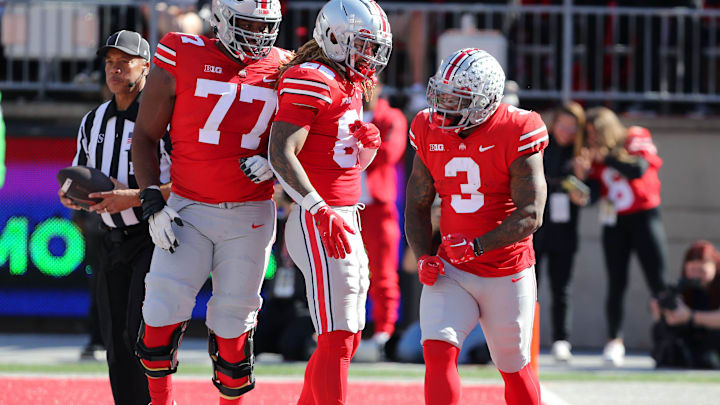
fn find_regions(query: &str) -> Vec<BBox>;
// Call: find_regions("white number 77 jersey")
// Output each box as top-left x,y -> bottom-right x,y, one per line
152,31 -> 291,204
409,104 -> 548,277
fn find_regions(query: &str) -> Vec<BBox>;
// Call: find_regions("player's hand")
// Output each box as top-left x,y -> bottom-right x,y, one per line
140,186 -> 183,253
313,205 -> 356,259
350,120 -> 381,149
441,233 -> 477,264
417,255 -> 444,286
239,155 -> 274,184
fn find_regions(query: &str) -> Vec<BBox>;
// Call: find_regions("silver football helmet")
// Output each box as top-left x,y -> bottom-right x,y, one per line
313,0 -> 392,82
427,48 -> 505,131
211,0 -> 282,62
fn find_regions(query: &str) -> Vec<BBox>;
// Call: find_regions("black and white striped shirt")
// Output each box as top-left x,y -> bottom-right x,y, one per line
72,93 -> 171,229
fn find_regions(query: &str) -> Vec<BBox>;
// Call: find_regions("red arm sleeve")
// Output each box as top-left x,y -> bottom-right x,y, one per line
409,111 -> 429,166
274,66 -> 333,130
153,32 -> 180,77
508,111 -> 548,165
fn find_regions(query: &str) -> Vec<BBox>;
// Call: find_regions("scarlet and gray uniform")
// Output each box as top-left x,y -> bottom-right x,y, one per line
411,104 -> 548,372
273,61 -> 370,334
142,32 -> 291,338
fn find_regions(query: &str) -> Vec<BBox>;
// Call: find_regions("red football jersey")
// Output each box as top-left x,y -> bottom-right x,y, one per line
274,61 -> 364,206
588,126 -> 663,215
410,104 -> 549,277
153,32 -> 291,204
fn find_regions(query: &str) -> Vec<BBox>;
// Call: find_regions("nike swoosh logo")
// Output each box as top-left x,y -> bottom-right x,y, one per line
478,145 -> 495,152
251,223 -> 264,229
511,275 -> 525,283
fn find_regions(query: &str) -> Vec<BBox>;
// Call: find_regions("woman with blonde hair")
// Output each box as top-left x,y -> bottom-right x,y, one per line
574,106 -> 668,367
533,101 -> 588,362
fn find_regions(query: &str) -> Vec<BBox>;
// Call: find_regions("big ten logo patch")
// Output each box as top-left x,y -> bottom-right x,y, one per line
429,144 -> 445,152
204,65 -> 223,74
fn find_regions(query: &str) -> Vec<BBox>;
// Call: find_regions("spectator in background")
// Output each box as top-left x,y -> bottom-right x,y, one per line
355,79 -> 407,361
651,240 -> 720,369
0,91 -> 5,189
533,102 -> 588,363
574,106 -> 668,367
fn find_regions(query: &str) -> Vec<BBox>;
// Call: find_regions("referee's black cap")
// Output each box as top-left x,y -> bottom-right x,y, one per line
98,30 -> 150,61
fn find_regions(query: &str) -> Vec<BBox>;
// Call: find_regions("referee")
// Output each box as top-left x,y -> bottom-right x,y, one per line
57,30 -> 172,405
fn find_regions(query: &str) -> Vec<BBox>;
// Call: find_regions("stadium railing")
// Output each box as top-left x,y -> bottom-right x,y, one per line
1,1 -> 720,105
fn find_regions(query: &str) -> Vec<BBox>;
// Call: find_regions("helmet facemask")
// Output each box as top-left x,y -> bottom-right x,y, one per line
427,77 -> 493,131
344,29 -> 392,82
212,0 -> 281,63
312,0 -> 392,84
426,49 -> 505,132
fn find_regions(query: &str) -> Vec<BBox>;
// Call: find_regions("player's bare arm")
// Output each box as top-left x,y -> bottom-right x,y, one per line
404,154 -> 437,258
132,66 -> 176,189
268,120 -> 316,198
476,152 -> 547,252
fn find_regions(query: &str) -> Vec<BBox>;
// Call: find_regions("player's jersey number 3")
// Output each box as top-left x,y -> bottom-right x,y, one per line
194,78 -> 276,149
445,157 -> 484,214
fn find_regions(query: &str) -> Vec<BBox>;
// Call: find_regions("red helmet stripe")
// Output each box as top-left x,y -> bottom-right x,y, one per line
368,0 -> 388,32
443,49 -> 475,81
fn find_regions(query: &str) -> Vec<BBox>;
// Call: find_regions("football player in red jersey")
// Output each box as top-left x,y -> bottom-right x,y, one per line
405,49 -> 547,405
267,0 -> 392,403
130,1 -> 290,404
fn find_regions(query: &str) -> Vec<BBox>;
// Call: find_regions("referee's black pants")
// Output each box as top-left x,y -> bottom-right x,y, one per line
96,223 -> 153,405
602,207 -> 668,340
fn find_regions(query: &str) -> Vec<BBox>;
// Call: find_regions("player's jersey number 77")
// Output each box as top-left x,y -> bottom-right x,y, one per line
194,78 -> 276,149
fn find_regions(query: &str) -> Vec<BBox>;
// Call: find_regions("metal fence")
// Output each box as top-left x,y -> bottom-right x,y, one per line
1,0 -> 720,105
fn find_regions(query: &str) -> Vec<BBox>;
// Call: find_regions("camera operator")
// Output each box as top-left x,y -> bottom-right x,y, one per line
651,240 -> 720,369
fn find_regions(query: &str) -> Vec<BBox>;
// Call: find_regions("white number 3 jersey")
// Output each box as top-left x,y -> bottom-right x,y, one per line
410,104 -> 548,277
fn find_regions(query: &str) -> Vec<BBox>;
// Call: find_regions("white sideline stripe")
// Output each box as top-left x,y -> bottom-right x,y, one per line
282,78 -> 330,91
157,43 -> 176,56
409,138 -> 418,150
541,385 -> 572,405
518,135 -> 549,152
154,53 -> 176,66
409,129 -> 416,139
279,88 -> 332,103
519,125 -> 548,141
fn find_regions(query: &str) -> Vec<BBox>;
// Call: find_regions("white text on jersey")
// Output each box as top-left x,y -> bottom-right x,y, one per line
204,65 -> 223,74
429,144 -> 445,152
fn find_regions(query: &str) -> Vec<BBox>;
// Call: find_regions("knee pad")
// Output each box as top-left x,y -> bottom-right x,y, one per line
208,328 -> 255,399
135,320 -> 188,378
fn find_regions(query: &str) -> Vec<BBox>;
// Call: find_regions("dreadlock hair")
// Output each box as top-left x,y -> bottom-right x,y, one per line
276,39 -> 376,101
